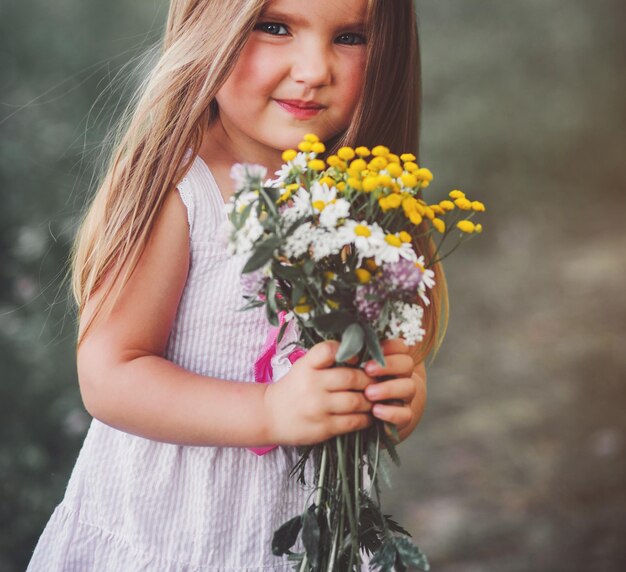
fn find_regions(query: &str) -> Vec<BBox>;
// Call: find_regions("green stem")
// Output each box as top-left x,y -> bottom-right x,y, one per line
336,436 -> 358,565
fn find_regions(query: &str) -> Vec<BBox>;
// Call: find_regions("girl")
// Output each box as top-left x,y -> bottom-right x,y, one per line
27,0 -> 447,569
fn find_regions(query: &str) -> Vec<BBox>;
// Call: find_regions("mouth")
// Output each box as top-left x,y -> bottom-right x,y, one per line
274,99 -> 326,120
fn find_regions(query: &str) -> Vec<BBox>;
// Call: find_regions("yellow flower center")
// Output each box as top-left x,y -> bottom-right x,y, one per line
354,224 -> 371,237
385,234 -> 402,247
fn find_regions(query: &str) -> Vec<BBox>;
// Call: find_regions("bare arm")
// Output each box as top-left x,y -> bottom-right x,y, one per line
77,188 -> 272,448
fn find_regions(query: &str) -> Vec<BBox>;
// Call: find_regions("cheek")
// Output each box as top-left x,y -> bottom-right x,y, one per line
221,41 -> 282,99
339,57 -> 366,111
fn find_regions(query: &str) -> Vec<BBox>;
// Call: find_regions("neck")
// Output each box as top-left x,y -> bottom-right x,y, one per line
200,116 -> 283,175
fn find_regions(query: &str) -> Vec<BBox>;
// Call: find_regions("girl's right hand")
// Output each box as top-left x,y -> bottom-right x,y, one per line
263,340 -> 376,446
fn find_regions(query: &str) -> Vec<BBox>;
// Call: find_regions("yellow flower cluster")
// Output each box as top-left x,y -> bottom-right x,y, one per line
280,134 -> 486,236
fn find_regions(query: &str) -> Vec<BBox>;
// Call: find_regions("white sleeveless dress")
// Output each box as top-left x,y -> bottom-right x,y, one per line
26,155 -> 323,571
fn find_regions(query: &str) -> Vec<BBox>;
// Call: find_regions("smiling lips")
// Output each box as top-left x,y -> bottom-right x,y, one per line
275,99 -> 326,120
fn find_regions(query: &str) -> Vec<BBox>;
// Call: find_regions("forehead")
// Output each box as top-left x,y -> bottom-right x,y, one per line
260,0 -> 367,27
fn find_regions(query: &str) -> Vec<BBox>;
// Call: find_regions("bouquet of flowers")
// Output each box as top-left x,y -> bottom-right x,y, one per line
225,134 -> 485,571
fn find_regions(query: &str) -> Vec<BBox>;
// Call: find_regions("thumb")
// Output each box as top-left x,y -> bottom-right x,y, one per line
305,340 -> 341,370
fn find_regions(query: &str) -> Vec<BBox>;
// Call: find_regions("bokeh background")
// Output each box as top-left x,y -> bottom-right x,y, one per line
1,0 -> 625,570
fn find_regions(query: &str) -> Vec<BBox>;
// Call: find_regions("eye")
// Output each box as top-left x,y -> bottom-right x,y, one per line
335,32 -> 367,46
254,22 -> 290,36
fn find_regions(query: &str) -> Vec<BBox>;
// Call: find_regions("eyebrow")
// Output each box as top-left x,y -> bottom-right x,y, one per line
258,9 -> 366,30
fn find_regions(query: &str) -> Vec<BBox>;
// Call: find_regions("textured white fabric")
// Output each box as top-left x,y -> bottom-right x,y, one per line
26,155 -> 324,571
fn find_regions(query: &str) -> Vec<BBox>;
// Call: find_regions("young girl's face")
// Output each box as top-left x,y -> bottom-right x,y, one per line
214,0 -> 367,158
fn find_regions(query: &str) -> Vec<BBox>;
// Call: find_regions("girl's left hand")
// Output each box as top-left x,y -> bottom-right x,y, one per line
362,338 -> 427,443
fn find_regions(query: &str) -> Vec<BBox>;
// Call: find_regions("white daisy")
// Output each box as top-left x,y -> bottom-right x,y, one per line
374,234 -> 418,265
341,219 -> 386,262
281,187 -> 313,227
274,152 -> 309,183
415,255 -> 436,306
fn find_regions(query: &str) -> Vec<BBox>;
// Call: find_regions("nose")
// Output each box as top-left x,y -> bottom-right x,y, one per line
289,39 -> 332,89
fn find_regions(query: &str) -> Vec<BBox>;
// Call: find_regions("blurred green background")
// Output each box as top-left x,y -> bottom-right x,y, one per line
1,1 -> 625,571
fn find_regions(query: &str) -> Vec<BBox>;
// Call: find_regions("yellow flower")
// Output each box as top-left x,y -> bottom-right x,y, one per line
403,161 -> 418,172
399,230 -> 412,243
303,133 -> 319,143
355,146 -> 371,157
457,220 -> 476,233
349,158 -> 367,173
378,196 -> 391,211
378,174 -> 393,188
372,145 -> 390,157
326,155 -> 341,167
402,196 -> 418,213
311,142 -> 326,154
423,206 -> 435,220
415,168 -> 433,183
362,176 -> 380,192
355,268 -> 372,283
295,304 -> 312,314
401,173 -> 418,188
475,223 -> 483,233
337,181 -> 346,192
430,204 -> 445,215
386,163 -> 403,178
401,153 -> 417,162
354,224 -> 372,237
337,147 -> 356,161
368,157 -> 388,171
277,189 -> 292,204
386,193 -> 402,208
432,218 -> 445,233
298,141 -> 313,152
471,200 -> 486,212
319,176 -> 335,187
449,189 -> 465,200
439,200 -> 455,211
387,153 -> 400,164
308,159 -> 326,171
409,212 -> 423,225
454,197 -> 472,210
282,149 -> 297,162
326,299 -> 340,309
385,234 -> 402,247
347,177 -> 362,191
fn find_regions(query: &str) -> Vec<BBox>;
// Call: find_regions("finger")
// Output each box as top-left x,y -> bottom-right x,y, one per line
330,413 -> 374,436
326,391 -> 374,415
381,338 -> 411,355
363,354 -> 414,378
306,340 -> 341,369
365,377 -> 416,403
372,403 -> 413,427
322,366 -> 374,392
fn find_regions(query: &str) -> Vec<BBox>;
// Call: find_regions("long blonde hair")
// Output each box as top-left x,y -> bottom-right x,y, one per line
71,0 -> 449,365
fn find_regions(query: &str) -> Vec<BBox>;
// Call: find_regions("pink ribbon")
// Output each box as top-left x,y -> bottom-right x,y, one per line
248,310 -> 306,456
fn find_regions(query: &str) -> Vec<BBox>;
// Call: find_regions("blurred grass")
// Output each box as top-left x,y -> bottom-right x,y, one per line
1,1 -> 625,571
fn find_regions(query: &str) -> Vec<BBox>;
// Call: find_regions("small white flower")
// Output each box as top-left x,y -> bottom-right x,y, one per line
230,163 -> 267,191
281,187 -> 313,226
414,255 -> 435,306
229,211 -> 264,255
385,302 -> 426,346
283,222 -> 315,258
310,226 -> 351,261
319,198 -> 351,229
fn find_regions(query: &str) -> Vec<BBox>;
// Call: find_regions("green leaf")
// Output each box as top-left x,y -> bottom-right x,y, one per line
311,311 -> 355,333
242,236 -> 280,273
291,283 -> 305,307
236,298 -> 265,312
302,507 -> 320,568
272,262 -> 301,281
363,324 -> 386,366
379,422 -> 401,467
392,536 -> 430,571
267,280 -> 278,314
276,319 -> 290,345
370,538 -> 397,571
384,515 -> 412,538
237,201 -> 255,227
335,323 -> 365,362
271,515 -> 302,556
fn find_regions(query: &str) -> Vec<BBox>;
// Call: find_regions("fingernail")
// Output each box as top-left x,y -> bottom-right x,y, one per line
365,363 -> 377,374
366,386 -> 380,399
